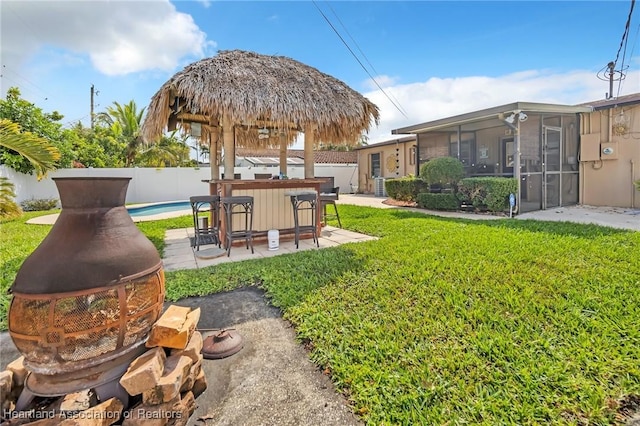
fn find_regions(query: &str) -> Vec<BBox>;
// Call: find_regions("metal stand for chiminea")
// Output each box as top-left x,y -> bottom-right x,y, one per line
201,330 -> 244,359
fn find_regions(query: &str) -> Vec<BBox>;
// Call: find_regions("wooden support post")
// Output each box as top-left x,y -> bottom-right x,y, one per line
209,128 -> 220,181
279,135 -> 288,177
223,114 -> 235,180
304,125 -> 315,179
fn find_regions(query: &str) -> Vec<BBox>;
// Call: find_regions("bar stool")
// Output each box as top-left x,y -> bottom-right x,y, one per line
290,192 -> 319,249
320,186 -> 342,228
220,196 -> 254,257
189,195 -> 221,251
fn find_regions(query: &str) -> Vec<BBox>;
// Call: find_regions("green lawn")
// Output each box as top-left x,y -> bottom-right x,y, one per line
1,206 -> 639,424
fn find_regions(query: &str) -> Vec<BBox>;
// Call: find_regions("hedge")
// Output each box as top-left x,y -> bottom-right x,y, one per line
419,157 -> 465,186
385,177 -> 427,202
20,197 -> 59,212
416,193 -> 460,211
457,177 -> 517,212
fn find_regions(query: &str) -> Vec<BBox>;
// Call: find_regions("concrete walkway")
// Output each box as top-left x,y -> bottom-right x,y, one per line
338,194 -> 640,231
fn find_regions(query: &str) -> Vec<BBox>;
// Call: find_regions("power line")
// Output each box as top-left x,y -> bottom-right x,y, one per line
1,64 -> 51,102
615,0 -> 636,97
312,1 -> 408,119
612,0 -> 635,68
599,0 -> 636,99
323,1 -> 409,118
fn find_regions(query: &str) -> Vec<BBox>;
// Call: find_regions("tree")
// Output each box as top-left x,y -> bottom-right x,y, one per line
420,157 -> 465,190
137,132 -> 193,167
0,119 -> 60,178
0,118 -> 61,219
95,100 -> 145,166
66,122 -> 127,168
0,87 -> 70,173
0,177 -> 21,219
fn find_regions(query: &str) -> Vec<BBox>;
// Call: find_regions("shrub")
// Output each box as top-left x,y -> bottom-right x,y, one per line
457,177 -> 517,212
419,157 -> 465,188
385,177 -> 427,202
0,177 -> 22,219
416,193 -> 460,210
20,197 -> 58,212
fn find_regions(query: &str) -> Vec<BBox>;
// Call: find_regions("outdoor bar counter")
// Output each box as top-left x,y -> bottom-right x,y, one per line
209,178 -> 326,241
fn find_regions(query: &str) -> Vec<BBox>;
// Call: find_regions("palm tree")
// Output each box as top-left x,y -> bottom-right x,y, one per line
137,133 -> 191,167
0,119 -> 60,178
0,119 -> 60,218
0,177 -> 22,219
96,100 -> 145,166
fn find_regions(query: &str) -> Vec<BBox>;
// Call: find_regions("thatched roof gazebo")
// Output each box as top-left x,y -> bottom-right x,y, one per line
141,49 -> 380,180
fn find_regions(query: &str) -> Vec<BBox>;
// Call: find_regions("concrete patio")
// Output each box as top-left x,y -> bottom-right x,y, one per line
162,225 -> 377,271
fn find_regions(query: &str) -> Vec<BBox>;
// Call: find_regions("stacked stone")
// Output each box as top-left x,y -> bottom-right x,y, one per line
120,306 -> 206,426
1,357 -> 28,418
0,305 -> 207,426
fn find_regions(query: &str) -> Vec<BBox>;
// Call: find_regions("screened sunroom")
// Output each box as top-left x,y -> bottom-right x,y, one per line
392,102 -> 592,213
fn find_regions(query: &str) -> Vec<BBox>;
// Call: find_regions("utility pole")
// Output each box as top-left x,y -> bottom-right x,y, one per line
90,84 -> 99,128
90,84 -> 95,128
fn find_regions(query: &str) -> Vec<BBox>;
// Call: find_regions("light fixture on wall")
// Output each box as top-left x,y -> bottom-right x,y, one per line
612,110 -> 629,135
505,113 -> 516,124
258,127 -> 270,139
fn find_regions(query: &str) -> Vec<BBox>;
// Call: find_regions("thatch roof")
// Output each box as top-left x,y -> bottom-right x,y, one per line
236,148 -> 358,164
141,50 -> 380,148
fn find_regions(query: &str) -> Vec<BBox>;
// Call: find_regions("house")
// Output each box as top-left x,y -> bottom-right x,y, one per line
578,93 -> 640,208
389,94 -> 640,212
354,136 -> 417,195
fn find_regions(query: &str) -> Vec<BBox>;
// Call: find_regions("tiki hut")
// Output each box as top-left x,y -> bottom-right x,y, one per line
141,49 -> 380,180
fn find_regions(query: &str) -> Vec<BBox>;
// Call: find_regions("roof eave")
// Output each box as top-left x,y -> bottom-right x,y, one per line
354,135 -> 416,150
392,102 -> 593,134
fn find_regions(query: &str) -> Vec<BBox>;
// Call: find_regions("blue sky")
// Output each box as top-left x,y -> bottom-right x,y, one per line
1,1 -> 638,146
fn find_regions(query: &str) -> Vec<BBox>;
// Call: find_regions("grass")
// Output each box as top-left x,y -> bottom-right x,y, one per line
1,205 -> 639,424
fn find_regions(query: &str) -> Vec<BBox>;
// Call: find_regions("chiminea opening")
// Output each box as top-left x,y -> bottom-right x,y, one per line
8,177 -> 165,408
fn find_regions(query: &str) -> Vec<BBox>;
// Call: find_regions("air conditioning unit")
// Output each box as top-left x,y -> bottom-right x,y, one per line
374,177 -> 387,197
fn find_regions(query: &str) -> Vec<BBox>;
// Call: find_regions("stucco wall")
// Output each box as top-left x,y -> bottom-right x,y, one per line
1,164 -> 358,205
356,139 -> 416,194
580,106 -> 640,208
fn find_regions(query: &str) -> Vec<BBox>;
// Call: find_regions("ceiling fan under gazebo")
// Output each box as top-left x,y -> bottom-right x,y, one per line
141,49 -> 380,180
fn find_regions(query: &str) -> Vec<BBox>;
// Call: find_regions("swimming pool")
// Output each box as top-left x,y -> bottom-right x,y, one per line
127,201 -> 191,217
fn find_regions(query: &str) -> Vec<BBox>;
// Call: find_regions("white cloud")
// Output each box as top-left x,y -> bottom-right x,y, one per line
1,0 -> 212,76
363,68 -> 640,144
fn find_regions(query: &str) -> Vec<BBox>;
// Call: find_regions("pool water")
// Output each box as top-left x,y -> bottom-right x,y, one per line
127,201 -> 191,217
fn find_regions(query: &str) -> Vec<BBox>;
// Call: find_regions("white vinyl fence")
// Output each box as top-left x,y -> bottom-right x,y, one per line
1,164 -> 358,205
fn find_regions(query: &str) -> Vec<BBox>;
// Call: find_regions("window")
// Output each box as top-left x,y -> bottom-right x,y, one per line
409,147 -> 416,165
449,134 -> 475,168
370,153 -> 381,177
